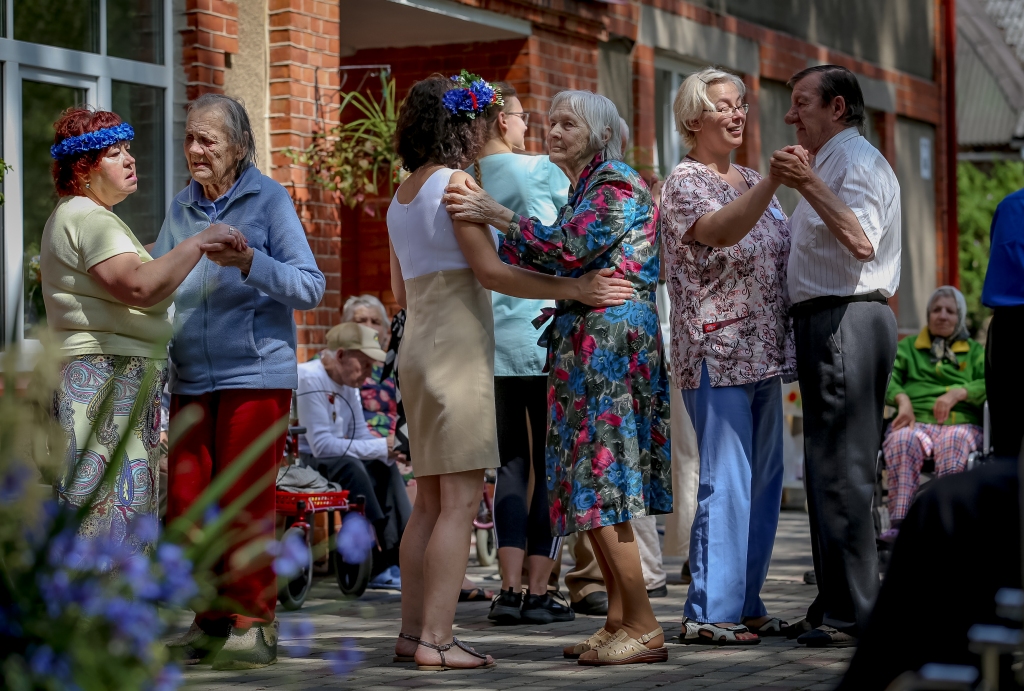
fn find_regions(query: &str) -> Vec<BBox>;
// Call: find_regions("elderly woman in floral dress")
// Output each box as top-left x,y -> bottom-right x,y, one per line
446,89 -> 672,667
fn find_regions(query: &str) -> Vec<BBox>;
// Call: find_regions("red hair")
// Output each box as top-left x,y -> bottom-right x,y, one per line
51,108 -> 124,197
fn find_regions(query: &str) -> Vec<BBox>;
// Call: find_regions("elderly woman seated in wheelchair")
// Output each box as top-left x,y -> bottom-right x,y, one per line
882,286 -> 986,537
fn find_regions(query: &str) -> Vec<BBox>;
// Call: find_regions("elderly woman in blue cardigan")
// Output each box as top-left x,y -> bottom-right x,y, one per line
154,94 -> 324,670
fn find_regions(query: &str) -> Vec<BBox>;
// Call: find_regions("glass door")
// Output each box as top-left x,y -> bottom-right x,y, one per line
19,71 -> 94,337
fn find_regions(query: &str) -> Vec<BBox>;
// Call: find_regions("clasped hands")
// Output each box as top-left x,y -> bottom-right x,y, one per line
198,222 -> 255,275
769,145 -> 814,189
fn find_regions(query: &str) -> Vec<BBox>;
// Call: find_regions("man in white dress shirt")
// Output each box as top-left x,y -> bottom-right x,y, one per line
770,65 -> 900,647
296,322 -> 411,589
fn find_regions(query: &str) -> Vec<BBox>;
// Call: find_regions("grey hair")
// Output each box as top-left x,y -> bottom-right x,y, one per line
341,294 -> 388,326
187,93 -> 258,178
673,67 -> 746,149
928,285 -> 970,341
549,90 -> 623,162
619,117 -> 630,149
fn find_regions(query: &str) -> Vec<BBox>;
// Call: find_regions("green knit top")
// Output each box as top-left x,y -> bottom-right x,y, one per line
885,328 -> 987,426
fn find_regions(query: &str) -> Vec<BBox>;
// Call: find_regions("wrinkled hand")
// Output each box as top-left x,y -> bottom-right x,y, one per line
576,268 -> 635,307
650,176 -> 664,208
444,178 -> 505,225
197,223 -> 248,253
204,245 -> 255,275
769,146 -> 814,189
933,388 -> 967,424
891,396 -> 916,431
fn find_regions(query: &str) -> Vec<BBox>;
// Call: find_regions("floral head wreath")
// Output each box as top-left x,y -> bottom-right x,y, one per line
441,70 -> 504,120
50,123 -> 135,161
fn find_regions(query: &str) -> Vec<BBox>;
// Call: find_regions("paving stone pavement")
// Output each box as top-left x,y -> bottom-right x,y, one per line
179,510 -> 852,690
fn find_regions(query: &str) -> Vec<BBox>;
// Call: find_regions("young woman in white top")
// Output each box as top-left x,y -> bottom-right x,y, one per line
387,73 -> 633,671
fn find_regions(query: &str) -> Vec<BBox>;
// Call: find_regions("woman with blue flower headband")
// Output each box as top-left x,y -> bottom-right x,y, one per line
388,73 -> 634,671
40,107 -> 246,556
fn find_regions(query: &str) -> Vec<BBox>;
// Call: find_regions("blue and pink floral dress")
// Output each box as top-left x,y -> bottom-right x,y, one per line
501,154 -> 673,536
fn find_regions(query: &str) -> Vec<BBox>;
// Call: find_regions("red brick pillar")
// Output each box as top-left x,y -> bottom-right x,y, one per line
182,0 -> 239,98
267,0 -> 342,361
632,44 -> 656,178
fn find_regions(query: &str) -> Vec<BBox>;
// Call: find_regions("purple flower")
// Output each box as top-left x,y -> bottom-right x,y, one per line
0,463 -> 32,502
268,530 -> 309,578
28,645 -> 73,683
130,516 -> 160,545
203,504 -> 221,526
336,513 -> 375,565
280,617 -> 315,657
122,555 -> 161,600
327,638 -> 363,675
156,544 -> 198,606
149,664 -> 183,691
102,597 -> 162,658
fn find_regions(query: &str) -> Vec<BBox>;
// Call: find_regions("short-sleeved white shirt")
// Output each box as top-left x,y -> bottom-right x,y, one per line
787,128 -> 902,304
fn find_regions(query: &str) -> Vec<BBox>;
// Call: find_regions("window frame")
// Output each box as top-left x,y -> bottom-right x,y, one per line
0,0 -> 174,345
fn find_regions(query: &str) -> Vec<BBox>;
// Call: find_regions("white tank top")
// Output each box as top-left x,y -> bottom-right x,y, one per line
387,168 -> 498,281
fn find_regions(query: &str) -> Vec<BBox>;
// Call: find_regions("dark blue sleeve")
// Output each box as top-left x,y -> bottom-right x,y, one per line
982,193 -> 1024,308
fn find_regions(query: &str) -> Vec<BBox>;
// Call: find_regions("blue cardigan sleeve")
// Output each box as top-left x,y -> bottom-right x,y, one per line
241,183 -> 326,310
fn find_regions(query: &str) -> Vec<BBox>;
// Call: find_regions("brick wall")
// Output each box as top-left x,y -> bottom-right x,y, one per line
182,0 -> 239,99
266,0 -> 343,361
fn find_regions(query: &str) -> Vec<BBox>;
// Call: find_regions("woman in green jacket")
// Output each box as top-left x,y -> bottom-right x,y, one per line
883,286 -> 986,527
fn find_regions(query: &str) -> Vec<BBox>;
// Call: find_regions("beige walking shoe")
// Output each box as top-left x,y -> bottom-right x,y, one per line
563,627 -> 614,659
577,626 -> 668,666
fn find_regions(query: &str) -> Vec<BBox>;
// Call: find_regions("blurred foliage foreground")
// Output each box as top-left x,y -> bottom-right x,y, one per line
0,337 -> 371,690
957,160 -> 1024,335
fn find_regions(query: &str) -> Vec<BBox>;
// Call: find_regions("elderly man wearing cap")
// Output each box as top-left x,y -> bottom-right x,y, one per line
296,322 -> 412,590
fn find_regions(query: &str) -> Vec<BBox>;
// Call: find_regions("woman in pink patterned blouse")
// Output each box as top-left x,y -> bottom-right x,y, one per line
661,67 -> 797,646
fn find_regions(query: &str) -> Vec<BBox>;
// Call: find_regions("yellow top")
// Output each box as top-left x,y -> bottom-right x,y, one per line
40,195 -> 173,358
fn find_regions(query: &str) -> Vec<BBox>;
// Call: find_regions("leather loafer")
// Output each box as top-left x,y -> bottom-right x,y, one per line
796,625 -> 858,648
572,591 -> 609,616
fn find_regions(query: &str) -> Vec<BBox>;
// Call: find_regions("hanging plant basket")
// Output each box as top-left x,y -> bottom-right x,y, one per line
286,75 -> 403,212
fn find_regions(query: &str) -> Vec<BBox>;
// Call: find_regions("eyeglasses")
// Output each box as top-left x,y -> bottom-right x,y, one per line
507,112 -> 530,126
703,104 -> 750,116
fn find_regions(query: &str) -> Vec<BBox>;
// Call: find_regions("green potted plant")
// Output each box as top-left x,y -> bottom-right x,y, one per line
286,74 -> 403,214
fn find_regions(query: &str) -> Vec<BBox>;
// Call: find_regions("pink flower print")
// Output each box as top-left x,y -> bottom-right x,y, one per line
592,445 -> 614,474
579,335 -> 597,364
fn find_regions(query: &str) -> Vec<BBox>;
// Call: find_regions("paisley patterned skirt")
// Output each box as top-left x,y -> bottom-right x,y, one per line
54,355 -> 167,552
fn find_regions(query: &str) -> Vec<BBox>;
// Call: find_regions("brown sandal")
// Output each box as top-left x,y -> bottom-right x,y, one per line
416,637 -> 496,671
577,627 -> 668,666
392,632 -> 419,663
563,628 -> 614,659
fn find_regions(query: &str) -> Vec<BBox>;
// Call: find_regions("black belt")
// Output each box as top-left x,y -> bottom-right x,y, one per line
790,290 -> 888,318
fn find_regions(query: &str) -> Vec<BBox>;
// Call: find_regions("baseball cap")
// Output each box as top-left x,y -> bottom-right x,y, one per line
325,322 -> 387,362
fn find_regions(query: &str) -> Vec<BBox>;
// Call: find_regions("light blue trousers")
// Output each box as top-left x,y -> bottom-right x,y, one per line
682,361 -> 784,623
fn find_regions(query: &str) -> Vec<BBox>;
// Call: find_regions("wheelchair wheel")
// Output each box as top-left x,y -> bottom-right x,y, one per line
475,527 -> 497,566
334,548 -> 372,598
278,526 -> 314,611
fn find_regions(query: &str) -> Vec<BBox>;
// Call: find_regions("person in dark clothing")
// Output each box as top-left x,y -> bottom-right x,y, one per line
835,457 -> 1021,690
981,188 -> 1024,459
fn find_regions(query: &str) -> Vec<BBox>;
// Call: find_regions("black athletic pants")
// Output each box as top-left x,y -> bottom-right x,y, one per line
986,305 -> 1024,459
493,376 -> 560,558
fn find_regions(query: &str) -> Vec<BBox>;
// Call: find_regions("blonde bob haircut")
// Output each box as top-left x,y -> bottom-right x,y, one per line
673,67 -> 746,149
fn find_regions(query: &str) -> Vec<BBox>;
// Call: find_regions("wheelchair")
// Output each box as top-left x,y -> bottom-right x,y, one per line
275,398 -> 373,610
873,402 -> 992,567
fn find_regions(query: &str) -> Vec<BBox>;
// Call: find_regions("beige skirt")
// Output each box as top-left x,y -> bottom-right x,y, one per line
399,268 -> 500,476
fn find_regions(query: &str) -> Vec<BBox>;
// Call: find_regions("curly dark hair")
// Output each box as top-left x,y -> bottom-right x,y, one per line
395,75 -> 490,173
51,108 -> 125,197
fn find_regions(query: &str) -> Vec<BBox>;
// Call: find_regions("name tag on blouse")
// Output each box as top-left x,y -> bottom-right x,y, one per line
769,207 -> 786,221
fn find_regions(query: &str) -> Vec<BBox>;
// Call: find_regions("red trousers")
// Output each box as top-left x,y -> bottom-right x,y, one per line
167,388 -> 290,630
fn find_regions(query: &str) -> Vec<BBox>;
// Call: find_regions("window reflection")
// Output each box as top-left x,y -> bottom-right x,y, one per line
14,0 -> 99,53
112,81 -> 165,245
22,81 -> 87,334
107,0 -> 164,65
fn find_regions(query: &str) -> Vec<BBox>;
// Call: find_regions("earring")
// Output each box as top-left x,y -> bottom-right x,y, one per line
85,183 -> 90,189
